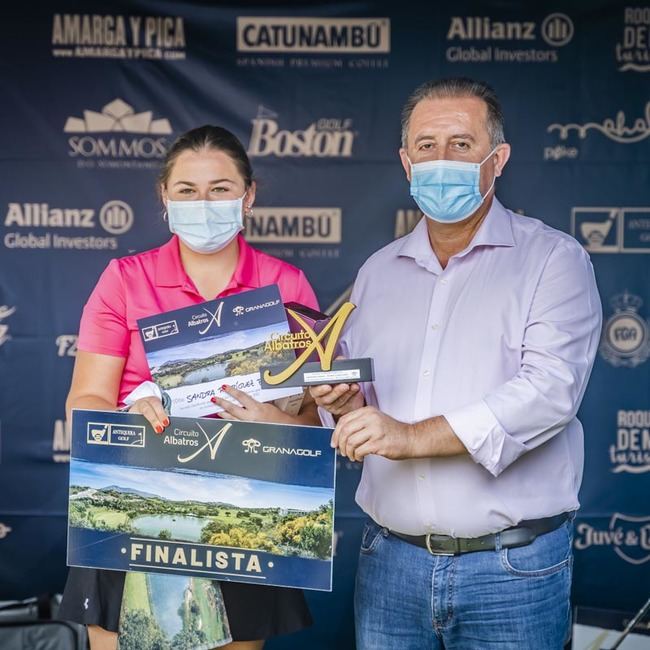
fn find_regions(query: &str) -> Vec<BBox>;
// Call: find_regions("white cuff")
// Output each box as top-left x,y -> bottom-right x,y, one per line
122,380 -> 163,407
444,400 -> 526,477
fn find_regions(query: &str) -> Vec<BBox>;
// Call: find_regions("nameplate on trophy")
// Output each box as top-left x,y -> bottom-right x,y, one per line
259,302 -> 374,388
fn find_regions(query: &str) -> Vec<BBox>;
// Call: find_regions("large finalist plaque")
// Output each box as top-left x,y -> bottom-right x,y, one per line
67,409 -> 336,591
259,302 -> 374,388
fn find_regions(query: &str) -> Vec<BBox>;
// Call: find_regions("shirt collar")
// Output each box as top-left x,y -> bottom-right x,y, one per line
398,197 -> 515,269
155,234 -> 261,292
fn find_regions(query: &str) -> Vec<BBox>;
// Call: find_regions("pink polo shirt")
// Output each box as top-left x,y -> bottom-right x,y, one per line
77,234 -> 319,403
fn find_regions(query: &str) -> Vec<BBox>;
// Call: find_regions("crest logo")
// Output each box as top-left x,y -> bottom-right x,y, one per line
609,514 -> 650,565
600,292 -> 650,367
242,438 -> 261,453
87,423 -> 109,444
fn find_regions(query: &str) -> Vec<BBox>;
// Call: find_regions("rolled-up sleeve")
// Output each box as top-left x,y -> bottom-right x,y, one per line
444,240 -> 602,476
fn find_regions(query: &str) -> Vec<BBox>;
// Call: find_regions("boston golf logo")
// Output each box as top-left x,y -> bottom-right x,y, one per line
248,106 -> 355,158
600,291 -> 650,367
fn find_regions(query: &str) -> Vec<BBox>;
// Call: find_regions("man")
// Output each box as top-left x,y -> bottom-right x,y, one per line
311,78 -> 602,649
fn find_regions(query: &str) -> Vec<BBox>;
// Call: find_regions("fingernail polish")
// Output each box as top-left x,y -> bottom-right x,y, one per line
211,397 -> 218,403
221,385 -> 228,391
155,425 -> 163,434
163,418 -> 170,427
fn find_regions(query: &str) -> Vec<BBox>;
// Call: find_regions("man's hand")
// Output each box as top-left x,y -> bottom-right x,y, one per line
332,406 -> 415,462
309,383 -> 365,417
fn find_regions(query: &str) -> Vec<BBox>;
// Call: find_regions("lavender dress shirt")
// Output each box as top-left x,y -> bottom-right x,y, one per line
334,198 -> 602,537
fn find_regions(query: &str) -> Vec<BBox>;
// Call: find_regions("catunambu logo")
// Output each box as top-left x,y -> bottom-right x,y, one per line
600,292 -> 650,367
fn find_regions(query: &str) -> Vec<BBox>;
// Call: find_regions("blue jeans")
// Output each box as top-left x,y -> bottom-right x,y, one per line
355,518 -> 573,649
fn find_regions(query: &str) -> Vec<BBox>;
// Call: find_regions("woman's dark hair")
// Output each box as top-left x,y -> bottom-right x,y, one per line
158,125 -> 254,189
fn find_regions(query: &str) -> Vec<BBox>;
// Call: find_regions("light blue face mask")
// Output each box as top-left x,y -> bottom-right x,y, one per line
409,148 -> 497,224
167,194 -> 246,254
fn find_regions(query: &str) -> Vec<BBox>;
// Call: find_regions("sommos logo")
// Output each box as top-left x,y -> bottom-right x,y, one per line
64,98 -> 172,167
248,106 -> 355,158
237,17 -> 390,53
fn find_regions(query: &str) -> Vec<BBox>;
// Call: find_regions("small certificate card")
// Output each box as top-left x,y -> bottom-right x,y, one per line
137,285 -> 302,417
67,409 -> 336,591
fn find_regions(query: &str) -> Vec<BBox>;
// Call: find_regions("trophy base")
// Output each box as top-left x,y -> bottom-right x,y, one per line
260,358 -> 374,388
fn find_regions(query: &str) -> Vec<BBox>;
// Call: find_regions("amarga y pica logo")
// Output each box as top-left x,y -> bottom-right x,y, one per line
248,106 -> 355,158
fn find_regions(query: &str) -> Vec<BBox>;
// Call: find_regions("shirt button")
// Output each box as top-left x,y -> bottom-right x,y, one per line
423,369 -> 430,376
431,324 -> 439,331
440,278 -> 448,285
418,474 -> 425,480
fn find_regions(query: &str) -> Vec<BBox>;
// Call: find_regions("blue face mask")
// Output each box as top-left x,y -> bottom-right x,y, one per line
409,148 -> 497,224
167,194 -> 246,254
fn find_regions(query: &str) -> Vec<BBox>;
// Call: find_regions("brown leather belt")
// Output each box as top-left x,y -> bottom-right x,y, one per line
390,512 -> 571,556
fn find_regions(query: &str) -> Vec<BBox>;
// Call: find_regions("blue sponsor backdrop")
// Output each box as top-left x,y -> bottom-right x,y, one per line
0,0 -> 649,645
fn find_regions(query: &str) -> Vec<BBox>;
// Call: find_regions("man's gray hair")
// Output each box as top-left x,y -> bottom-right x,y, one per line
401,77 -> 506,149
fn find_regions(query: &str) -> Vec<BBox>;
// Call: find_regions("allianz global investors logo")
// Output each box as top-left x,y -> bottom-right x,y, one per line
610,410 -> 650,474
237,17 -> 390,53
3,200 -> 134,251
245,208 -> 341,244
248,106 -> 355,158
446,12 -> 573,63
51,13 -> 186,60
64,98 -> 172,170
575,514 -> 650,565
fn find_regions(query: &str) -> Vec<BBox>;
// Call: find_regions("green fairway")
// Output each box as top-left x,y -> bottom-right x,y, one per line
191,578 -> 226,641
122,572 -> 151,615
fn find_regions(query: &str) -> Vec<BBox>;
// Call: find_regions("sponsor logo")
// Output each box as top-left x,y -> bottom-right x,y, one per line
245,208 -> 342,244
394,209 -> 422,238
53,419 -> 70,463
51,14 -> 186,60
616,7 -> 650,72
56,335 -> 78,357
242,438 -> 261,453
575,514 -> 650,564
446,13 -> 573,63
0,523 -> 12,539
232,306 -> 245,317
600,292 -> 650,367
572,207 -> 650,253
3,200 -> 134,251
0,306 -> 16,347
87,421 -> 145,447
177,422 -> 231,463
610,410 -> 650,474
547,102 -> 650,145
142,320 -> 179,341
237,17 -> 390,53
64,98 -> 172,170
248,106 -> 355,158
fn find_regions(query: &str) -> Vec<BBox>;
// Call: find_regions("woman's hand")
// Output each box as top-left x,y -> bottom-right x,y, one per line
125,396 -> 169,434
211,386 -> 296,425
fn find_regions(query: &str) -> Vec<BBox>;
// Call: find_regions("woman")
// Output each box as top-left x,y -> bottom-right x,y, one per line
59,125 -> 319,650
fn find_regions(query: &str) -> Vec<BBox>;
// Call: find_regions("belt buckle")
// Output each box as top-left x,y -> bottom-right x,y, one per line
425,533 -> 456,556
